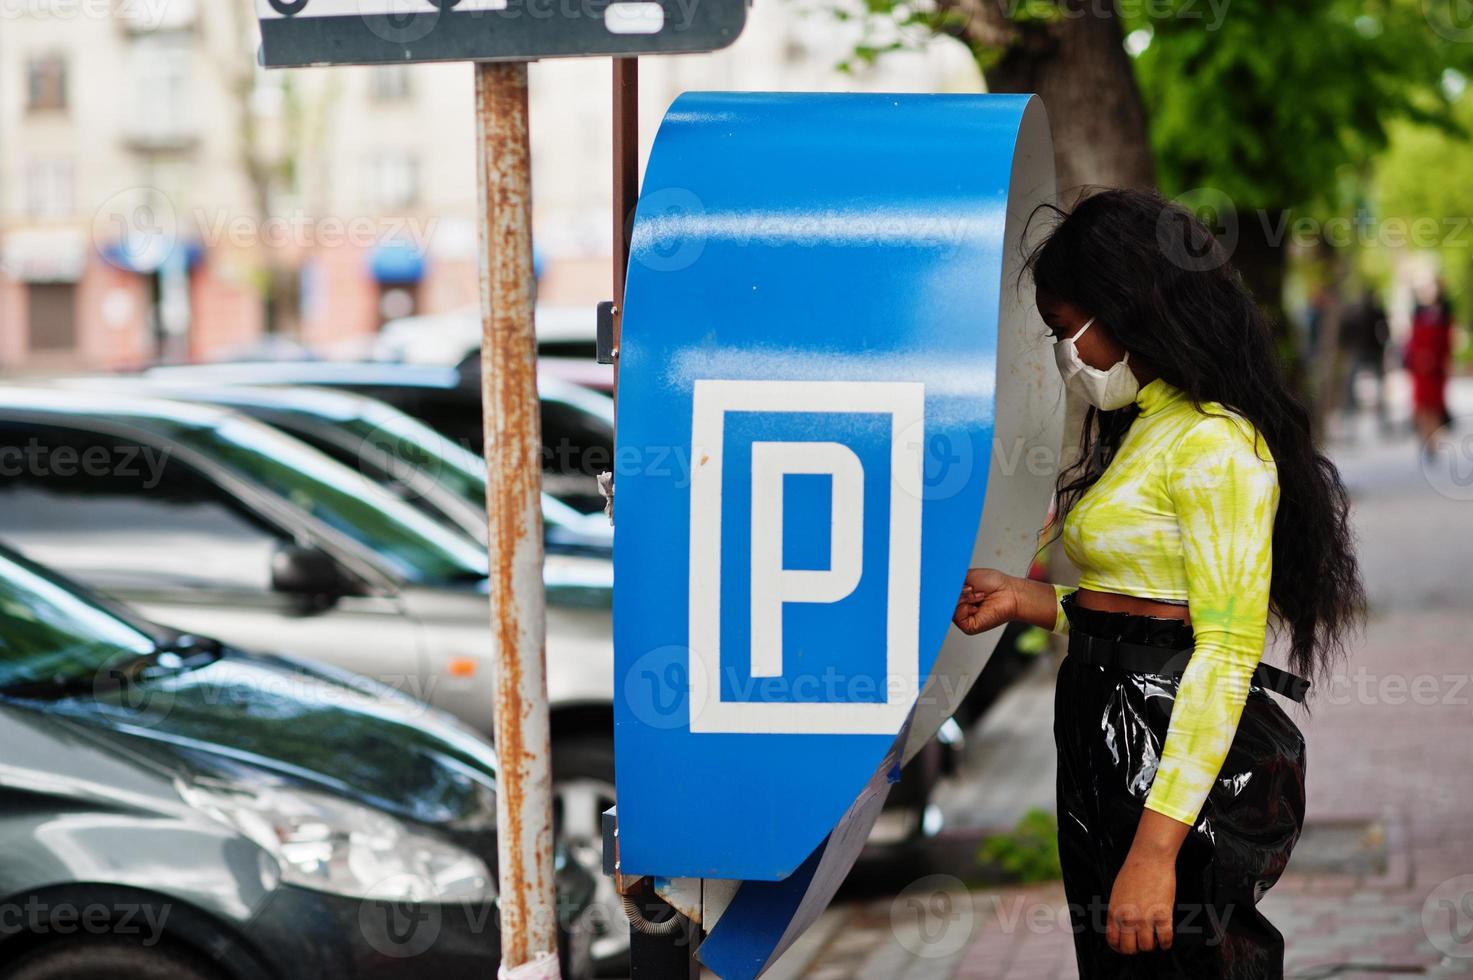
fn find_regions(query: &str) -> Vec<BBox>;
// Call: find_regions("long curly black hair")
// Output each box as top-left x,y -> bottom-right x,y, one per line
1026,188 -> 1364,684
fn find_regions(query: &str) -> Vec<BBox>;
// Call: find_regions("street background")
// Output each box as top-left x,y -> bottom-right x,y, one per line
2,1 -> 1473,979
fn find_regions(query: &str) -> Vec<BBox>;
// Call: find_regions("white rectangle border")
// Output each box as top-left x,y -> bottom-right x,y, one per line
687,379 -> 925,735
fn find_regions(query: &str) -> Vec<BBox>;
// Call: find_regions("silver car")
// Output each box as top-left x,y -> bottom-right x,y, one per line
0,386 -> 615,732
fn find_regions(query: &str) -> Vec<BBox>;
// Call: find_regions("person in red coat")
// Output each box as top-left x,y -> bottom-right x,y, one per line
1404,281 -> 1455,455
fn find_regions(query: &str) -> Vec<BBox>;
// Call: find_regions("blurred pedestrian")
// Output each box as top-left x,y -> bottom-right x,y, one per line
1339,287 -> 1391,434
953,189 -> 1365,979
1404,280 -> 1455,456
1304,282 -> 1335,364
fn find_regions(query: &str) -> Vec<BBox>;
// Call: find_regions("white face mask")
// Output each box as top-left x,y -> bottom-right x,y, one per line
1052,316 -> 1140,411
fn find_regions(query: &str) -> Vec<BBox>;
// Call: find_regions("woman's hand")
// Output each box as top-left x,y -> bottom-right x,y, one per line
953,569 -> 1063,634
952,568 -> 1020,635
1106,809 -> 1191,954
1106,850 -> 1176,954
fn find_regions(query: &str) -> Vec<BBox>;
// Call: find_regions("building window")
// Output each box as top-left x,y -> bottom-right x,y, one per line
365,153 -> 419,211
370,65 -> 412,102
26,55 -> 68,112
24,159 -> 75,219
27,283 -> 79,353
128,37 -> 193,144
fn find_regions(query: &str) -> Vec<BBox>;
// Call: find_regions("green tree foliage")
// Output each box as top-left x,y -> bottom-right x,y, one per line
1122,1 -> 1470,392
1377,99 -> 1473,229
1374,89 -> 1473,325
1128,1 -> 1465,212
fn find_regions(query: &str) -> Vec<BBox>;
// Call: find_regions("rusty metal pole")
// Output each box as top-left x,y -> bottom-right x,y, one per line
474,60 -> 561,978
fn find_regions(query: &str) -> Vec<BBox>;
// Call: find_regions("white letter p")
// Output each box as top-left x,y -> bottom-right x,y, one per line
748,442 -> 865,678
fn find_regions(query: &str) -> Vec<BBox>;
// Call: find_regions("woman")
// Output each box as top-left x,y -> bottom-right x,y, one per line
953,189 -> 1364,978
1404,281 -> 1455,454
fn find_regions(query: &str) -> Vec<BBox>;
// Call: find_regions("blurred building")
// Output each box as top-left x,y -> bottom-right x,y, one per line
0,0 -> 270,371
0,0 -> 977,373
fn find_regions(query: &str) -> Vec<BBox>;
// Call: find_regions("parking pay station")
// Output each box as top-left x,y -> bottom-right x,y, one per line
613,92 -> 1062,978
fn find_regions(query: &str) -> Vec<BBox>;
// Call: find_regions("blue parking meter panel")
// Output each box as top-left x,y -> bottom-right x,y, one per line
614,92 -> 1058,891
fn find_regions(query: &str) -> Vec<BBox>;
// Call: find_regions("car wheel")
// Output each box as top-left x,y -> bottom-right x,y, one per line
0,938 -> 222,980
551,734 -> 627,978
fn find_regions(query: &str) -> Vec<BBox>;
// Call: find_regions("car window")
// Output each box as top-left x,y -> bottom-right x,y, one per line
288,378 -> 613,515
0,551 -> 158,689
337,384 -> 483,457
270,418 -> 481,541
541,399 -> 613,514
0,423 -> 286,593
174,417 -> 488,585
342,407 -> 487,509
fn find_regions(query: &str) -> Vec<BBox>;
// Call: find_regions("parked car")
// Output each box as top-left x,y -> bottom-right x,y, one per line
457,353 -> 615,397
0,387 -> 615,734
372,305 -> 602,368
9,378 -> 960,930
0,386 -> 626,965
141,362 -> 614,515
60,378 -> 613,557
0,542 -> 595,979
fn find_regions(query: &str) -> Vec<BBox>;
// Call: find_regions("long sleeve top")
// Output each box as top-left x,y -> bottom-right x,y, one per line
1048,375 -> 1281,826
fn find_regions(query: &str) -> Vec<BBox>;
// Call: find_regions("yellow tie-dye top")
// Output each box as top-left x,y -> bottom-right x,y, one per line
1049,375 -> 1280,827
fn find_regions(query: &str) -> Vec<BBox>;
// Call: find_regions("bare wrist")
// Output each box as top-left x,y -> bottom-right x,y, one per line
1131,807 -> 1192,862
1015,577 -> 1061,631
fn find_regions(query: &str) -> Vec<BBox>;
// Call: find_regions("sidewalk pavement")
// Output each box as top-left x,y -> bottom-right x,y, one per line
785,388 -> 1473,979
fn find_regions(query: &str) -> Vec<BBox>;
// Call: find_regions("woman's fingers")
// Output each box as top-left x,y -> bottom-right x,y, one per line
953,592 -> 1005,634
1153,908 -> 1174,950
1106,909 -> 1173,956
1107,902 -> 1142,955
955,568 -> 1021,635
952,601 -> 984,634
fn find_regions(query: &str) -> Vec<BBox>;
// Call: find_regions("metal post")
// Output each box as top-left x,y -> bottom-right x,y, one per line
609,54 -> 701,978
611,56 -> 639,408
474,60 -> 561,977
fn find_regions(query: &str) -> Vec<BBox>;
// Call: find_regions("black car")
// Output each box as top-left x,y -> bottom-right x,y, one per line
0,543 -> 595,979
62,377 -> 614,557
142,362 -> 615,515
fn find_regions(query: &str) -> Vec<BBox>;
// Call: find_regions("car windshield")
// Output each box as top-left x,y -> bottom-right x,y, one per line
339,404 -> 609,543
176,418 -> 488,585
342,405 -> 488,508
0,552 -> 157,689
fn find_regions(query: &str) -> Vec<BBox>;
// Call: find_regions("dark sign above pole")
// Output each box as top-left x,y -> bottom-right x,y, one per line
255,0 -> 747,67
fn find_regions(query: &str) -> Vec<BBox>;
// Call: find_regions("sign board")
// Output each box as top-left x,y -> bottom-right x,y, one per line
255,0 -> 747,67
614,90 -> 1059,977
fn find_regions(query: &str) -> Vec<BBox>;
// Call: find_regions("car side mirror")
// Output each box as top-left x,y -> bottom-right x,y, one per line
271,544 -> 346,610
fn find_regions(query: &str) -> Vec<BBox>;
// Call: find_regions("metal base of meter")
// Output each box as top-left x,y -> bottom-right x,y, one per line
605,806 -> 704,978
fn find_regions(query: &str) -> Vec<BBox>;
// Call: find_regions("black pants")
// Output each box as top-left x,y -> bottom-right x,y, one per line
1055,600 -> 1306,979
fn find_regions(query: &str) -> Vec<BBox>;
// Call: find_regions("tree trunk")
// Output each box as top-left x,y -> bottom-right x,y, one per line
1231,207 -> 1311,400
943,0 -> 1157,195
1307,243 -> 1352,443
950,2 -> 1158,452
